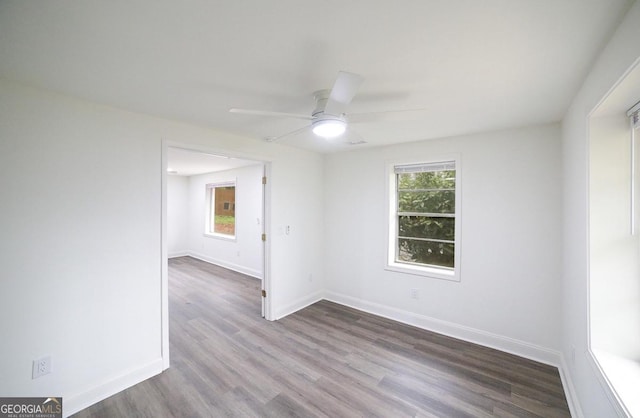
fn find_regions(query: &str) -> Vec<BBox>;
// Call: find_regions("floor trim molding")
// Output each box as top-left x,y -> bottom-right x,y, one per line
324,291 -> 562,367
280,291 -> 578,414
168,251 -> 189,258
558,356 -> 585,418
274,290 -> 324,320
184,251 -> 262,279
64,358 -> 163,417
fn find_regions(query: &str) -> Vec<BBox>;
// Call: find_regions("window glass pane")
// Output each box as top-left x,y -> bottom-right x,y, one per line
213,186 -> 235,235
398,170 -> 455,190
398,216 -> 454,241
392,162 -> 457,273
397,239 -> 454,268
398,190 -> 455,213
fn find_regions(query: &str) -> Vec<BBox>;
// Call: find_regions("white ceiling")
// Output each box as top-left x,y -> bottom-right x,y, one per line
0,1 -> 632,153
167,147 -> 261,177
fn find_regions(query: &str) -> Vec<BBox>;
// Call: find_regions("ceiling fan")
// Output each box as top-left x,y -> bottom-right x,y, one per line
229,71 -> 420,145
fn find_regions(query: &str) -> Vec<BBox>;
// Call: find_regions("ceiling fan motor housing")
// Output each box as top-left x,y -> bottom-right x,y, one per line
310,89 -> 347,138
312,89 -> 332,116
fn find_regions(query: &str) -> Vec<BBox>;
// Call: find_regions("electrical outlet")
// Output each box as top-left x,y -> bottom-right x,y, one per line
308,273 -> 313,282
410,288 -> 419,299
571,345 -> 576,366
32,355 -> 52,379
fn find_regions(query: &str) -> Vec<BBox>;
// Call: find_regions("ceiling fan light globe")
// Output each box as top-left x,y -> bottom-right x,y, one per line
312,119 -> 346,138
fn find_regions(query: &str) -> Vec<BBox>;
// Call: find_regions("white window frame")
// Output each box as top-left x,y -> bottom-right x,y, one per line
385,156 -> 461,281
204,180 -> 237,241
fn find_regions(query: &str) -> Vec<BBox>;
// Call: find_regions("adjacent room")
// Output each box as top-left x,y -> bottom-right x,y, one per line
166,147 -> 265,279
1,1 -> 639,417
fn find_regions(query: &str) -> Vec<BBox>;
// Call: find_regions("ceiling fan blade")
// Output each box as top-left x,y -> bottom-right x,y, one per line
324,71 -> 364,116
339,126 -> 367,146
348,108 -> 428,123
230,108 -> 314,121
264,125 -> 311,143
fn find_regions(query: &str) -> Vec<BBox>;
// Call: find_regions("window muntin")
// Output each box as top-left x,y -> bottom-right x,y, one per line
206,182 -> 236,238
388,160 -> 460,280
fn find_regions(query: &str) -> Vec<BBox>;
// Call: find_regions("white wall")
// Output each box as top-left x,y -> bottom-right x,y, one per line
269,150 -> 325,318
167,175 -> 189,257
324,124 -> 563,362
186,164 -> 264,278
0,79 -> 325,416
561,2 -> 640,417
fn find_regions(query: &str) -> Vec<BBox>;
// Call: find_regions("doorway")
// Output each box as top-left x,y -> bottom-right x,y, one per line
161,143 -> 271,369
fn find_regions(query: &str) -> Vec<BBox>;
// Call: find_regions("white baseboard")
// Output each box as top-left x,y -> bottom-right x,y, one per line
186,251 -> 262,279
324,291 -> 562,367
168,251 -> 189,258
558,355 -> 585,418
63,358 -> 163,417
274,290 -> 324,320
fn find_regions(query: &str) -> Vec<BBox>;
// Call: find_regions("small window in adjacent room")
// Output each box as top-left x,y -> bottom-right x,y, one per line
206,182 -> 236,238
387,159 -> 461,281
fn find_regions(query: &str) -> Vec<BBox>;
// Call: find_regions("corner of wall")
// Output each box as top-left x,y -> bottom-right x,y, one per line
273,290 -> 325,320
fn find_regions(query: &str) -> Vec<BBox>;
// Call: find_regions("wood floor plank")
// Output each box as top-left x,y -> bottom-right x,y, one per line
72,256 -> 571,417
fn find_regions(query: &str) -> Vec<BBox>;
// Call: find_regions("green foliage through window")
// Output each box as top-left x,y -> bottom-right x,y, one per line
395,164 -> 456,269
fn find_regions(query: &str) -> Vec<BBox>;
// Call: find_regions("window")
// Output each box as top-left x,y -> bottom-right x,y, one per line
206,182 -> 236,238
588,94 -> 640,417
387,159 -> 461,280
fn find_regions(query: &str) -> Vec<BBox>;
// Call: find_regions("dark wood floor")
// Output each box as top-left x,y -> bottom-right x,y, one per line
73,256 -> 571,417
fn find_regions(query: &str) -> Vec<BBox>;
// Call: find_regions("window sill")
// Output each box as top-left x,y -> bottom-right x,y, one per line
591,348 -> 640,417
385,262 -> 459,282
203,232 -> 236,242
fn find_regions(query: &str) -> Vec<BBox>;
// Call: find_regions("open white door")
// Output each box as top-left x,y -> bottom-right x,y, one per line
261,164 -> 267,318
